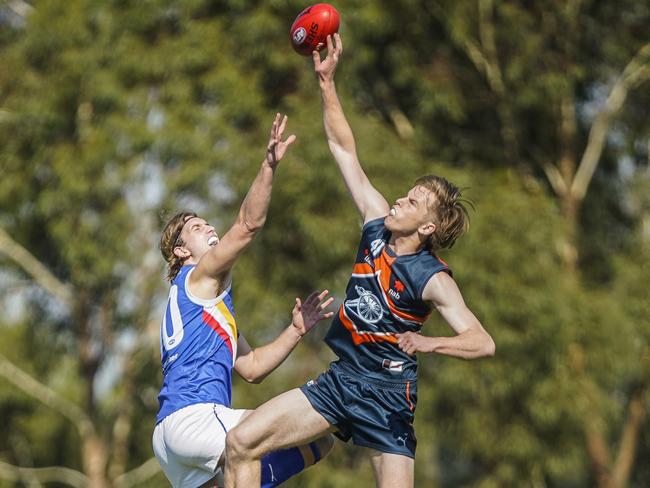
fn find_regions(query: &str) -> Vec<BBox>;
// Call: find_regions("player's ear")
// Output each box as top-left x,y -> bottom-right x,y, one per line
173,246 -> 190,260
419,221 -> 436,237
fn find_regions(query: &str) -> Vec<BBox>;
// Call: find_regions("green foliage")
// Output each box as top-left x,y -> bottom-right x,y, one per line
0,0 -> 648,487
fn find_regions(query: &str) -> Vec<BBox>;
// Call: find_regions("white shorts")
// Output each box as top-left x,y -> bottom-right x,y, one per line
152,403 -> 247,488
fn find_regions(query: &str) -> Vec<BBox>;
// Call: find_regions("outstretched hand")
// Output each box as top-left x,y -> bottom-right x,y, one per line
313,33 -> 343,83
291,290 -> 335,337
265,113 -> 296,167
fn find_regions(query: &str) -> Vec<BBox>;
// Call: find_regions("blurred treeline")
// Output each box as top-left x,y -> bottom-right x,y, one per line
0,0 -> 648,487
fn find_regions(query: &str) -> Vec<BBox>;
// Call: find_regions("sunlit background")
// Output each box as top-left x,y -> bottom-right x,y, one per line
0,1 -> 648,486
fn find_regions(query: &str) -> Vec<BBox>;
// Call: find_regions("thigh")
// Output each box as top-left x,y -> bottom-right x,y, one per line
369,450 -> 414,488
229,388 -> 334,458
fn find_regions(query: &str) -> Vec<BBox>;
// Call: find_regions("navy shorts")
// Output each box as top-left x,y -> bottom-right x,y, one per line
299,361 -> 417,458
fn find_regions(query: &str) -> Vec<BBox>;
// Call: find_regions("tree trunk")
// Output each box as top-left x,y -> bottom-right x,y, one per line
82,433 -> 110,488
560,191 -> 580,273
583,383 -> 647,488
557,92 -> 580,272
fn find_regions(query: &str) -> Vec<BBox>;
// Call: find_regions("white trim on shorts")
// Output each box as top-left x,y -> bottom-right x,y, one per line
152,403 -> 247,488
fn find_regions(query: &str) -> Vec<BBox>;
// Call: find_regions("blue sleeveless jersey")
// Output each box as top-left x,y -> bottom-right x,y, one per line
324,217 -> 450,381
156,265 -> 239,424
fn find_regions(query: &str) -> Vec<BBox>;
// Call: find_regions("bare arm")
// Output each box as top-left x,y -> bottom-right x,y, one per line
191,114 -> 295,295
234,291 -> 334,383
396,272 -> 495,359
313,34 -> 389,224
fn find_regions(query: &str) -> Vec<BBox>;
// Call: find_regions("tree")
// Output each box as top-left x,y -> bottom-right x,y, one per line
1,1 -> 649,487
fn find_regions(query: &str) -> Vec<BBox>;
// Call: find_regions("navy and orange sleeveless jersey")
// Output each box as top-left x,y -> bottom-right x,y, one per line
324,217 -> 450,381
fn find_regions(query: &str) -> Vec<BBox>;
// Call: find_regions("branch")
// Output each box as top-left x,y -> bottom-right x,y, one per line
462,38 -> 494,88
113,458 -> 161,488
375,80 -> 415,140
571,43 -> 650,200
0,226 -> 74,308
0,353 -> 94,438
477,0 -> 505,96
424,1 -> 502,93
611,387 -> 647,487
8,432 -> 41,487
0,461 -> 87,488
430,0 -> 521,164
541,161 -> 569,197
585,429 -> 612,487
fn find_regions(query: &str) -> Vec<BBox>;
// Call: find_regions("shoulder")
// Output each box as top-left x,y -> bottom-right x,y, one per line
362,216 -> 387,232
172,265 -> 195,288
361,216 -> 390,242
422,270 -> 460,305
405,252 -> 451,300
177,265 -> 232,307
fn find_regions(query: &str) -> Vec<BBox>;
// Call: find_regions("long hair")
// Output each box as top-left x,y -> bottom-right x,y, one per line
160,211 -> 197,281
415,175 -> 471,252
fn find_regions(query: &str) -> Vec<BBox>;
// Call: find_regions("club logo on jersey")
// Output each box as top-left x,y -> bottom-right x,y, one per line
370,239 -> 385,257
345,285 -> 385,325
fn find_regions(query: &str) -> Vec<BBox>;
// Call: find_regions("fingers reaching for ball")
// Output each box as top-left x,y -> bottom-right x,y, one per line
266,113 -> 296,167
313,34 -> 343,82
326,33 -> 342,57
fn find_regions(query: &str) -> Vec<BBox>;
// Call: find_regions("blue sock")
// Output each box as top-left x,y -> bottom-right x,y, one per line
260,441 -> 323,487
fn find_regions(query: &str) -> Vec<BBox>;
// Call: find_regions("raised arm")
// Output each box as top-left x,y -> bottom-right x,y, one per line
395,272 -> 495,359
234,291 -> 334,383
190,114 -> 295,296
313,34 -> 389,224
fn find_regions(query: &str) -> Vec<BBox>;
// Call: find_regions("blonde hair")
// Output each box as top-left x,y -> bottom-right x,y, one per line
415,175 -> 471,252
160,211 -> 197,281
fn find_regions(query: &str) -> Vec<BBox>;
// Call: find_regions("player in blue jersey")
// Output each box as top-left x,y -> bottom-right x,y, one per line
152,113 -> 335,488
224,37 -> 496,488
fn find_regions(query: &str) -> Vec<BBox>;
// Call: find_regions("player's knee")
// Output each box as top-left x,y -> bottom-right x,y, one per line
225,427 -> 251,460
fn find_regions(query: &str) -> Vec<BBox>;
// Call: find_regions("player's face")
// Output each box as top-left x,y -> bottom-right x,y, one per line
385,185 -> 436,236
176,217 -> 218,260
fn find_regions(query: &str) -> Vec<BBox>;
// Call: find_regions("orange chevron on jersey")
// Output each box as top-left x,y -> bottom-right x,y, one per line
374,253 -> 430,324
352,262 -> 375,276
337,306 -> 399,345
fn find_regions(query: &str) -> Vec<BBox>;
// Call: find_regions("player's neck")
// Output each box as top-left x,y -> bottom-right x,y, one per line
388,234 -> 424,256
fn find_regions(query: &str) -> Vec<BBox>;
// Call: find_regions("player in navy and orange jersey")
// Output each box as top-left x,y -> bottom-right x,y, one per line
225,37 -> 495,488
152,114 -> 335,488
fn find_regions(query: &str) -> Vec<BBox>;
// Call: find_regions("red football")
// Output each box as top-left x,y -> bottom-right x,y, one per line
290,3 -> 340,56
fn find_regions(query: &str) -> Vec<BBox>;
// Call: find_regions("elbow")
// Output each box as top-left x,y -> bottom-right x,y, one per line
482,335 -> 496,358
241,372 -> 263,384
242,371 -> 266,384
328,138 -> 355,156
238,215 -> 264,236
